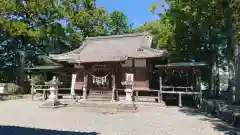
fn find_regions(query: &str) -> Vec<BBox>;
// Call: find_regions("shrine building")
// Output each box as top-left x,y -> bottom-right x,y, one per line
47,33 -> 168,101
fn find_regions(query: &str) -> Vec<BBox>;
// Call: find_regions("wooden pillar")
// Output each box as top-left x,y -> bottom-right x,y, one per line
43,72 -> 47,81
132,59 -> 135,100
132,59 -> 135,73
31,84 -> 34,101
43,89 -> 47,100
158,75 -> 163,103
196,71 -> 202,106
178,93 -> 182,107
111,71 -> 116,101
70,74 -> 77,100
82,71 -> 88,100
63,73 -> 68,88
116,65 -> 120,101
135,91 -> 139,101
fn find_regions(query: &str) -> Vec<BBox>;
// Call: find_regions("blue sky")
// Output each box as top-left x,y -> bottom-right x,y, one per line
96,0 -> 166,28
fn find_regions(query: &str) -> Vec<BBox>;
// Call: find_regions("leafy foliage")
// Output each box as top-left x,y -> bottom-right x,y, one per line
139,0 -> 240,99
108,11 -> 134,35
0,0 -> 133,81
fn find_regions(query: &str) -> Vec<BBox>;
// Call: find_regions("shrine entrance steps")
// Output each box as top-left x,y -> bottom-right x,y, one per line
87,89 -> 112,101
74,101 -> 138,112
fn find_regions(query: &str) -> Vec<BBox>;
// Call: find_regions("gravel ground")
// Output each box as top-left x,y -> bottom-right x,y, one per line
0,99 -> 239,135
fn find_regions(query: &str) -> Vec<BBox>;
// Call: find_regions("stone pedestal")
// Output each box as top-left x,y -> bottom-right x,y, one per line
121,81 -> 134,102
49,87 -> 58,99
39,86 -> 65,108
48,86 -> 61,105
125,88 -> 133,101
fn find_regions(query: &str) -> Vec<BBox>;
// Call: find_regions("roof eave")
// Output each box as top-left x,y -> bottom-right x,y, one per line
79,59 -> 126,64
24,66 -> 62,70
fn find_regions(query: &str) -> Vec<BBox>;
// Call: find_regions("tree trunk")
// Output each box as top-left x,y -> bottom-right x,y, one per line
226,6 -> 238,104
215,46 -> 220,97
16,51 -> 25,94
209,26 -> 218,97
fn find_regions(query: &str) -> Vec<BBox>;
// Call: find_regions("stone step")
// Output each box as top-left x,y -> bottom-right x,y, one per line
87,97 -> 112,100
87,96 -> 112,101
87,98 -> 111,101
73,101 -> 138,112
87,90 -> 112,102
88,94 -> 112,97
89,91 -> 112,95
89,93 -> 112,96
86,108 -> 138,113
87,96 -> 112,98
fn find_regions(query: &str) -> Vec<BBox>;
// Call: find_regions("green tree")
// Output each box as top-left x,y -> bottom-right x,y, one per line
0,0 -> 133,82
140,0 -> 240,98
107,11 -> 134,35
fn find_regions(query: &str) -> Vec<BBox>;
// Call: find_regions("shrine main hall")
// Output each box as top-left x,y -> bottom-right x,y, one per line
48,33 -> 167,102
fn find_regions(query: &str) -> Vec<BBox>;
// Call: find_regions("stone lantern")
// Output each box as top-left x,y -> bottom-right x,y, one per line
121,73 -> 134,101
39,76 -> 64,108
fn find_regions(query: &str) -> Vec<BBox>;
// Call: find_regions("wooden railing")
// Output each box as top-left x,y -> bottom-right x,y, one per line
116,86 -> 201,107
31,84 -> 83,101
31,84 -> 51,100
32,83 -> 201,107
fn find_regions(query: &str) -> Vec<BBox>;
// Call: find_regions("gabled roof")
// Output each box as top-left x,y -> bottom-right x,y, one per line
49,33 -> 167,63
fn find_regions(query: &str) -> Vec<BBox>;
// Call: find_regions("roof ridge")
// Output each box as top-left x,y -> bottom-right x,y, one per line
86,32 -> 149,40
49,32 -> 150,58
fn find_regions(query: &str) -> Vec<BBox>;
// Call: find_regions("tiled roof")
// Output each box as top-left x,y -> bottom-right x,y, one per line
50,33 -> 167,63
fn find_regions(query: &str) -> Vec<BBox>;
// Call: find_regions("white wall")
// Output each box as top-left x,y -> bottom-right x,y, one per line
135,59 -> 146,67
121,59 -> 147,67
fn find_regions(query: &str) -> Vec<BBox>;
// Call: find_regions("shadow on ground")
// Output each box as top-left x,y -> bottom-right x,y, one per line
0,125 -> 99,135
179,107 -> 239,135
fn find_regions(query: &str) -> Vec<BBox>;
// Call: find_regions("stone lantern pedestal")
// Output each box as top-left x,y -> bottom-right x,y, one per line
121,73 -> 134,102
121,81 -> 134,102
47,86 -> 61,106
39,76 -> 66,108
